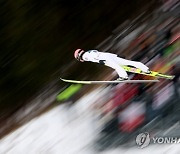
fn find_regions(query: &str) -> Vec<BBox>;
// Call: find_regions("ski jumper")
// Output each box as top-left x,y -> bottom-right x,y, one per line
82,50 -> 149,79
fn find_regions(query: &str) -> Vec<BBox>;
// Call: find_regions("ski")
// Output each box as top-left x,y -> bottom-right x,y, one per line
121,66 -> 175,80
60,78 -> 159,84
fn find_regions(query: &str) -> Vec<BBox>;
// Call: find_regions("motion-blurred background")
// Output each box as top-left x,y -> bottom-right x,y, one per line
0,0 -> 179,153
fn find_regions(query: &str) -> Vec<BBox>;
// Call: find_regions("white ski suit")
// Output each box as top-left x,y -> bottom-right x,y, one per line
82,50 -> 149,79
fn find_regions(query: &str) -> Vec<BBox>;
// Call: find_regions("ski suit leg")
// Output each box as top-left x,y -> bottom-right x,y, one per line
105,57 -> 128,79
115,57 -> 149,72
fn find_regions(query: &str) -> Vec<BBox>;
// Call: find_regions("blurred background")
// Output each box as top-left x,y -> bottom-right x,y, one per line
0,0 -> 179,153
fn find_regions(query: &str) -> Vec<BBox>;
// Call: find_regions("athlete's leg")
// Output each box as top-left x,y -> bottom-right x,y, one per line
105,58 -> 128,79
115,57 -> 149,73
114,66 -> 128,79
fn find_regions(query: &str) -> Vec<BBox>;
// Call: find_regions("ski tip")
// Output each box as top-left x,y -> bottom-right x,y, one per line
60,78 -> 67,82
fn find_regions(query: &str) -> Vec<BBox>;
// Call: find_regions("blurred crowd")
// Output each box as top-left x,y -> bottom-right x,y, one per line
88,1 -> 180,149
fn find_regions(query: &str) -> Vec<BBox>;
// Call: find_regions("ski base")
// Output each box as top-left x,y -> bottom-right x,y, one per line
60,78 -> 159,84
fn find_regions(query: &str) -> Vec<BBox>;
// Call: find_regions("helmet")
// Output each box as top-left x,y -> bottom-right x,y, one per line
74,49 -> 85,62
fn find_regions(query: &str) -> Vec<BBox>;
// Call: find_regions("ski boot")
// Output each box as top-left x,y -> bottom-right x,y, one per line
115,77 -> 128,81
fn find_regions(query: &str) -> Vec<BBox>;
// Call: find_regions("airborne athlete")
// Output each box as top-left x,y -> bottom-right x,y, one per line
74,49 -> 150,80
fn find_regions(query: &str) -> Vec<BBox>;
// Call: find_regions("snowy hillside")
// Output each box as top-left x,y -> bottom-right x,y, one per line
0,88 -> 180,154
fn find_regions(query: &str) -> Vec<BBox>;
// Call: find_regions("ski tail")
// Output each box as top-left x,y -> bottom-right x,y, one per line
121,66 -> 175,80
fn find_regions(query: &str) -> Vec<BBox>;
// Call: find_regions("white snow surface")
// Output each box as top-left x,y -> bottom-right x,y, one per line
0,87 -> 180,154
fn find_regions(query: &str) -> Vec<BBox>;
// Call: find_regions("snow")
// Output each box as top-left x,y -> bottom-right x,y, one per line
0,88 -> 180,154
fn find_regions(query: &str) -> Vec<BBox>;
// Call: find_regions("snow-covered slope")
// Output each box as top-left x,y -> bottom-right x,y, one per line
0,87 -> 179,154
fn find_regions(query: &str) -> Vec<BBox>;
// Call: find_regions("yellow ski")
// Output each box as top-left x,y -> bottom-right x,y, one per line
122,66 -> 175,80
